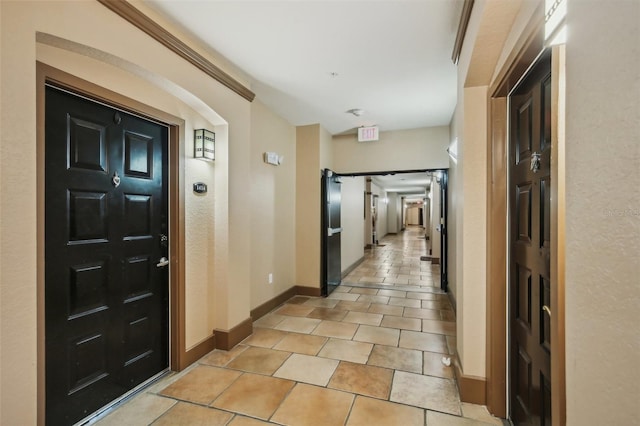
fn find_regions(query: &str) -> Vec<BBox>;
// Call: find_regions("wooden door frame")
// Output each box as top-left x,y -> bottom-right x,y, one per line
485,8 -> 566,424
36,63 -> 193,425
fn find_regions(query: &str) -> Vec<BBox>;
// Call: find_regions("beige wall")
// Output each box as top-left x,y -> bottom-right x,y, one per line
387,192 -> 400,234
455,0 -> 639,423
249,100 -> 296,309
459,86 -> 488,377
295,124 -> 322,288
564,1 -> 639,424
0,1 -> 284,423
371,183 -> 388,240
332,127 -> 450,173
340,176 -> 365,273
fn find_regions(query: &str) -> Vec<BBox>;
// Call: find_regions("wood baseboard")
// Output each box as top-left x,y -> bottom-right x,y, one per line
182,335 -> 216,368
341,257 -> 365,279
295,285 -> 322,297
453,354 -> 487,405
213,317 -> 253,351
250,287 -> 297,321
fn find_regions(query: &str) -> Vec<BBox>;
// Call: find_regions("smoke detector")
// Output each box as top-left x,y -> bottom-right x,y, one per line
346,108 -> 364,117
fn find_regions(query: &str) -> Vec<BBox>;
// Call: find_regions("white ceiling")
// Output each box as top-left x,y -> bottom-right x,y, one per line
144,0 -> 463,136
372,171 -> 432,196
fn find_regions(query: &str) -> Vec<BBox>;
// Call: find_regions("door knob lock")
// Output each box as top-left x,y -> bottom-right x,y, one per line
156,257 -> 169,268
542,305 -> 551,317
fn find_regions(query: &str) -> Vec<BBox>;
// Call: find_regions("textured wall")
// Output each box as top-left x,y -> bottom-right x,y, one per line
340,176 -> 365,272
249,100 -> 296,309
332,127 -> 449,173
0,1 -> 252,422
564,1 -> 640,424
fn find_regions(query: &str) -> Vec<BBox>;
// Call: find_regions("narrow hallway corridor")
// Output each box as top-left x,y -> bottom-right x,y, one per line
96,227 -> 503,426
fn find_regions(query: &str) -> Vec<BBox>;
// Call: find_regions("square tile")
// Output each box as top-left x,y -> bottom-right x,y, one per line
271,383 -> 354,426
318,338 -> 373,364
303,297 -> 341,308
228,416 -> 272,426
241,328 -> 288,348
356,294 -> 390,304
159,365 -> 241,404
407,292 -> 439,300
153,402 -> 232,425
274,353 -> 339,386
423,351 -> 455,379
399,330 -> 448,353
426,410 -> 492,425
441,310 -> 457,321
96,393 -> 176,426
346,396 -> 424,426
390,371 -> 461,415
253,313 -> 286,328
353,324 -> 400,346
446,335 -> 457,355
333,285 -> 352,293
273,333 -> 328,355
389,297 -> 421,308
404,307 -> 441,320
199,345 -> 248,367
274,316 -> 321,333
367,345 -> 423,374
422,319 -> 457,336
343,311 -> 383,326
285,296 -> 310,305
368,303 -> 404,316
381,315 -> 422,331
327,292 -> 361,301
307,307 -> 348,321
377,289 -> 407,298
274,304 -> 315,317
336,300 -> 372,312
212,373 -> 295,420
461,403 -> 505,425
328,361 -> 393,399
225,347 -> 291,375
349,287 -> 378,295
423,300 -> 453,310
312,320 -> 359,339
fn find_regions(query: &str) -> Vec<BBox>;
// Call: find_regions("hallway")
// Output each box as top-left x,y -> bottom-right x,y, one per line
96,227 -> 502,426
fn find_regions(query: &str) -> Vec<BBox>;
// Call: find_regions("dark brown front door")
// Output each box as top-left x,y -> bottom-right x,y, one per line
45,86 -> 169,425
509,50 -> 552,426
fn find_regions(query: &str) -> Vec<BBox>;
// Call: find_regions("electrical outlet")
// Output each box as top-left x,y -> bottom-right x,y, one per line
268,273 -> 273,284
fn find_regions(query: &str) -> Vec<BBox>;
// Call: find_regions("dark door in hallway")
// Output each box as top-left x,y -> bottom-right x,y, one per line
439,171 -> 448,292
45,87 -> 169,425
322,169 -> 342,296
508,51 -> 552,426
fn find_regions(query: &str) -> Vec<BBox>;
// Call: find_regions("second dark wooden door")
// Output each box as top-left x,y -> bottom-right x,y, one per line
45,86 -> 169,425
509,50 -> 552,426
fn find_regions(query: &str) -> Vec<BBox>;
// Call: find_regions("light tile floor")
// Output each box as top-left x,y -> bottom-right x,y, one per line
96,226 -> 505,426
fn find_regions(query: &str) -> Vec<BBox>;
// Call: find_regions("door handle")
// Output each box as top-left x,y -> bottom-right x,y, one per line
156,257 -> 169,268
327,227 -> 343,236
542,305 -> 551,318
